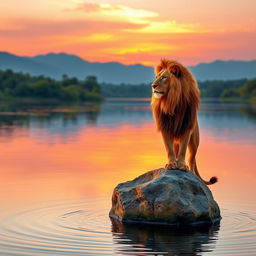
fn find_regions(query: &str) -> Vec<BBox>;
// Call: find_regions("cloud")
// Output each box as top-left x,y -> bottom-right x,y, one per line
131,20 -> 209,34
73,2 -> 121,13
68,2 -> 206,35
0,18 -> 145,37
74,2 -> 102,12
69,2 -> 158,22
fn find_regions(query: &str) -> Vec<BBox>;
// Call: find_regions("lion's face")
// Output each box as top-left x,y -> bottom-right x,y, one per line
151,69 -> 170,99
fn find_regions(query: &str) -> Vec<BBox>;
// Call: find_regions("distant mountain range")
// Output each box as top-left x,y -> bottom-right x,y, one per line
1,51 -> 256,84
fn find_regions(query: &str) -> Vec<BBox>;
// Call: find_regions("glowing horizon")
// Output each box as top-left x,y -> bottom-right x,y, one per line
1,0 -> 256,66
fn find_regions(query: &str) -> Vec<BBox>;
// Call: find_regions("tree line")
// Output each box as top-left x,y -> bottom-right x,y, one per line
101,82 -> 151,98
0,69 -> 255,102
221,79 -> 256,101
101,78 -> 256,101
0,70 -> 103,102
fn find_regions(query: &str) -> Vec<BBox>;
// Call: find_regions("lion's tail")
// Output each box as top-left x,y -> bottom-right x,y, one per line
194,160 -> 218,185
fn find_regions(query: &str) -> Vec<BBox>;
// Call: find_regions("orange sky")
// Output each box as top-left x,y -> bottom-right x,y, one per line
1,0 -> 256,65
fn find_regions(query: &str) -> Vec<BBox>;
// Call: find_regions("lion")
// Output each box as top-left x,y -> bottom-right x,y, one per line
151,59 -> 217,185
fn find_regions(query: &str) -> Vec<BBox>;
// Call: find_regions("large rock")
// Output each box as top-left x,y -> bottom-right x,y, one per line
109,169 -> 221,226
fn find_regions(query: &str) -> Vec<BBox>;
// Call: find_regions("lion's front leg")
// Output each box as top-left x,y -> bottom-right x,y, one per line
176,132 -> 191,170
161,131 -> 177,169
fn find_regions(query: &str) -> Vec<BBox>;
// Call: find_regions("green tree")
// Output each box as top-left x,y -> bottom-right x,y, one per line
221,89 -> 240,99
238,79 -> 256,98
82,76 -> 101,94
61,85 -> 83,101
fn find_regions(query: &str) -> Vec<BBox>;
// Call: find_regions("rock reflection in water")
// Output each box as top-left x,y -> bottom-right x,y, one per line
111,218 -> 220,255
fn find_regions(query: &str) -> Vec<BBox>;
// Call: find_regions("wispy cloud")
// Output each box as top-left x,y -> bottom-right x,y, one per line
0,18 -> 145,37
127,20 -> 208,34
74,2 -> 102,12
68,2 -> 206,34
68,1 -> 158,22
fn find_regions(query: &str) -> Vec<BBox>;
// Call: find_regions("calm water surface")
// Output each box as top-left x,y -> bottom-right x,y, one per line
0,99 -> 255,255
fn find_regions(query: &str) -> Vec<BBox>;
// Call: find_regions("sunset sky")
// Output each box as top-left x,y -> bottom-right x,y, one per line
1,0 -> 256,66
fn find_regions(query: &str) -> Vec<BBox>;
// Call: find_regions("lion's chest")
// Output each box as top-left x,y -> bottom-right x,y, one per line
156,105 -> 194,138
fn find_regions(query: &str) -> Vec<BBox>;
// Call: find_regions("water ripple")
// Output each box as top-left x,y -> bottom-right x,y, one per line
0,199 -> 255,255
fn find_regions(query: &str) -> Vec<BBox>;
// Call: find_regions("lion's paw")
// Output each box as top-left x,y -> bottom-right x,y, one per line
177,160 -> 189,171
165,161 -> 177,170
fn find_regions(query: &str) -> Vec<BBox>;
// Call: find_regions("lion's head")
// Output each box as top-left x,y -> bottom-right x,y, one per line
151,59 -> 200,137
151,62 -> 181,100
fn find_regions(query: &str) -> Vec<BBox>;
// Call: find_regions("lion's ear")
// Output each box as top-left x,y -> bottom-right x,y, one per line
170,64 -> 181,78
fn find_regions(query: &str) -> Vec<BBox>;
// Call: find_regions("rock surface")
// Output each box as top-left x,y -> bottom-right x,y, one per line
109,169 -> 221,226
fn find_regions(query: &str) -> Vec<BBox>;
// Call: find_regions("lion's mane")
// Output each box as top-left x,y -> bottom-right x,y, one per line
151,59 -> 200,138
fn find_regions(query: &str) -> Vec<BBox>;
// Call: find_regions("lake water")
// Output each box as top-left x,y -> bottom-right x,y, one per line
0,99 -> 255,255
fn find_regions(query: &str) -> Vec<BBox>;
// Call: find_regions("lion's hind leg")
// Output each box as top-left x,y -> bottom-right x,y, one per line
188,123 -> 218,185
188,120 -> 199,173
188,133 -> 199,174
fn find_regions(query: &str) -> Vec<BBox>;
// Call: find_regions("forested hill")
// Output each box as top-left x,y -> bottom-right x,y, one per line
101,78 -> 256,102
0,69 -> 255,102
0,70 -> 103,102
1,52 -> 256,83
